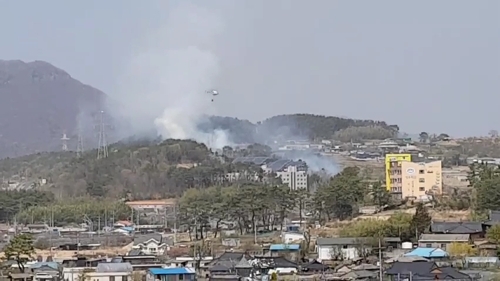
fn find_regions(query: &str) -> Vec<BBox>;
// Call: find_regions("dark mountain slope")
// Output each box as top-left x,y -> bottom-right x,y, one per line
0,60 -> 105,158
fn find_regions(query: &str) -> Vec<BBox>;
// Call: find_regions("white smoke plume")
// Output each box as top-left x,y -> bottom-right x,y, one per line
112,2 -> 231,149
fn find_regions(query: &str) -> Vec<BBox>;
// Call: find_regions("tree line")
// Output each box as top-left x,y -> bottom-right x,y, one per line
177,166 -> 392,238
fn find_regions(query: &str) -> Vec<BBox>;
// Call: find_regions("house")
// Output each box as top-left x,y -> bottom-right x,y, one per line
84,263 -> 133,281
146,268 -> 195,281
404,247 -> 449,259
249,256 -> 298,275
207,252 -> 252,276
430,221 -> 484,240
282,232 -> 305,243
315,237 -> 401,261
386,262 -> 471,280
268,244 -> 300,258
132,234 -> 169,255
418,234 -> 470,250
30,262 -> 61,281
474,240 -> 498,257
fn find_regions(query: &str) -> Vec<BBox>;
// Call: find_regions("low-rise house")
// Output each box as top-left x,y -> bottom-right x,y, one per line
386,262 -> 471,280
430,221 -> 484,240
132,234 -> 169,255
418,234 -> 470,250
282,232 -> 304,243
146,268 -> 195,281
404,247 -> 449,259
207,252 -> 252,277
64,263 -> 133,281
30,262 -> 61,281
474,240 -> 498,257
249,256 -> 298,275
316,237 -> 401,261
267,244 -> 300,258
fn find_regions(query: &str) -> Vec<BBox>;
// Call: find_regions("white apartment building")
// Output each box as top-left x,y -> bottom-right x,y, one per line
277,165 -> 308,190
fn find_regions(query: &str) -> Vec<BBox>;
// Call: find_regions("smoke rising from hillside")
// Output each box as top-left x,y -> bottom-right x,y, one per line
111,2 -> 231,148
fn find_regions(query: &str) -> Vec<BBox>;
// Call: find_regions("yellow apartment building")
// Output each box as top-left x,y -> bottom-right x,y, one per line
385,154 -> 412,191
399,161 -> 442,199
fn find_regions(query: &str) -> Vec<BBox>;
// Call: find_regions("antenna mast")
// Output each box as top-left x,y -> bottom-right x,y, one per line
97,110 -> 108,159
61,132 -> 70,151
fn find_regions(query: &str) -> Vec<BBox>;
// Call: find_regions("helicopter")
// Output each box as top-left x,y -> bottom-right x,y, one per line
206,89 -> 219,102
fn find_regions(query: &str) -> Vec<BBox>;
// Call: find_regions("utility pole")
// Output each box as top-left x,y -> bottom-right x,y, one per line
254,221 -> 257,244
173,203 -> 177,244
378,238 -> 383,281
97,110 -> 108,159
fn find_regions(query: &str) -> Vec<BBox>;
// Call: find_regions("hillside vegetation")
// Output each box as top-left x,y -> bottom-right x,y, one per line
202,114 -> 398,143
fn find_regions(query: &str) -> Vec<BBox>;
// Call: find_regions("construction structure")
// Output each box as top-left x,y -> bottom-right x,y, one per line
61,132 -> 70,151
97,110 -> 108,159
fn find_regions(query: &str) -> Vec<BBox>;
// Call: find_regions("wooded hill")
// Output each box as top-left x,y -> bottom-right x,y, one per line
202,114 -> 399,143
0,139 -> 280,199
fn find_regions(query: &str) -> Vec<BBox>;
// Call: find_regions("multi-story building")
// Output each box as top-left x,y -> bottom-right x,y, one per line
385,153 -> 412,191
400,161 -> 442,200
276,164 -> 308,190
230,157 -> 309,190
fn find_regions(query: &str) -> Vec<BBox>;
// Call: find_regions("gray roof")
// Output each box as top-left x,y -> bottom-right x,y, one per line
96,262 -> 132,273
386,262 -> 437,275
133,234 -> 162,246
430,222 -> 482,234
234,256 -> 252,268
316,237 -> 401,246
419,234 -> 470,242
232,157 -> 272,165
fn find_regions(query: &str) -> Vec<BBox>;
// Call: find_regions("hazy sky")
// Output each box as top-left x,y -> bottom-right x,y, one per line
0,0 -> 498,137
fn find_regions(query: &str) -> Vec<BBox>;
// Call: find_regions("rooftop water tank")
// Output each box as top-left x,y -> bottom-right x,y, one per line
402,242 -> 413,249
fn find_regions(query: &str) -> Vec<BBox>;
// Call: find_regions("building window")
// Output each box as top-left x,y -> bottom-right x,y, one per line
419,178 -> 425,183
419,187 -> 425,191
179,274 -> 184,280
110,277 -> 115,281
123,277 -> 128,281
440,243 -> 446,249
419,170 -> 425,174
425,244 -> 432,248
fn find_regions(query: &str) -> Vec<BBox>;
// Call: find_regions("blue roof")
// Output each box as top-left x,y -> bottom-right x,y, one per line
149,268 -> 196,275
404,247 -> 448,258
270,244 -> 300,251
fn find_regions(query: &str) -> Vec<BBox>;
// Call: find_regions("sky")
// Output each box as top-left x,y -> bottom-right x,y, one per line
0,0 -> 498,137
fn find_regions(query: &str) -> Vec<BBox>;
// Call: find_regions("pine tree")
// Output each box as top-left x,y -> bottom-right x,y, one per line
410,203 -> 431,240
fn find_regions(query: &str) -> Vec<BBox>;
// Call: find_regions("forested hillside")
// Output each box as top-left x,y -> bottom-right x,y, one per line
202,114 -> 399,143
0,139 -> 275,199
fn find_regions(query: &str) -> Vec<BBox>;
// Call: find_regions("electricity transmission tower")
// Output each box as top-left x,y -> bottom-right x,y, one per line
97,110 -> 108,159
61,132 -> 70,151
76,129 -> 84,158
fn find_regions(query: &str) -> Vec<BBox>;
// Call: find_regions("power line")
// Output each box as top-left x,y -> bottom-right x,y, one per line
97,110 -> 108,159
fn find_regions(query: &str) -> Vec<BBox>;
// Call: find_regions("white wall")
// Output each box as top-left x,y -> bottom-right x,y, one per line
317,245 -> 367,261
283,233 -> 304,243
63,268 -> 131,281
